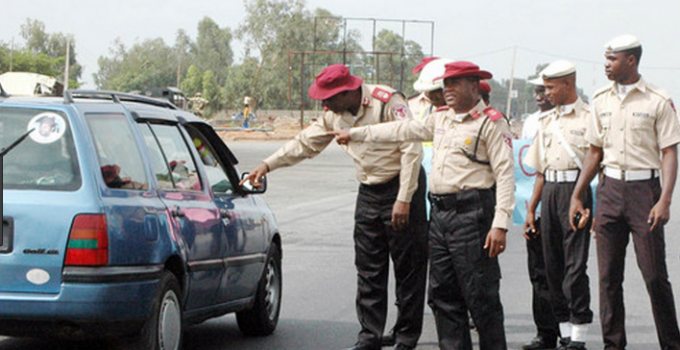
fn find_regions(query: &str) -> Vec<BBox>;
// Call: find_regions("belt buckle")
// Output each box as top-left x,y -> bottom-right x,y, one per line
621,169 -> 627,181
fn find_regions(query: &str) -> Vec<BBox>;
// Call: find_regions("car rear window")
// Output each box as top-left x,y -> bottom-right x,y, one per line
1,107 -> 81,191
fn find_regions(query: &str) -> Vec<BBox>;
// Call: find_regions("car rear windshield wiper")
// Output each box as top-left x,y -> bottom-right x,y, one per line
1,128 -> 35,157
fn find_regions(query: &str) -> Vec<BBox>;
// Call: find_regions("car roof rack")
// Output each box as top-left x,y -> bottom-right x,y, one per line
64,90 -> 178,110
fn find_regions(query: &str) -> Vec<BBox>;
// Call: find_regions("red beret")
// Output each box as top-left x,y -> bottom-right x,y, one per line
436,61 -> 493,81
308,64 -> 363,100
479,81 -> 491,94
411,57 -> 439,75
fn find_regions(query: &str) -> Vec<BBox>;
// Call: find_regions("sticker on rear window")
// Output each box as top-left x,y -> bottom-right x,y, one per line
28,112 -> 66,144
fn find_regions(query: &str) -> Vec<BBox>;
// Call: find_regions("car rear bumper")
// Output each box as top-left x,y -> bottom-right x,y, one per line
0,264 -> 164,338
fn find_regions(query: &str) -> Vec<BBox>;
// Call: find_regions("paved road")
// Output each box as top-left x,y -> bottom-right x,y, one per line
2,140 -> 680,349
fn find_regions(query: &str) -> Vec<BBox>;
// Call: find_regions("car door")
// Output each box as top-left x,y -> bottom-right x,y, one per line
136,120 -> 224,310
183,122 -> 268,303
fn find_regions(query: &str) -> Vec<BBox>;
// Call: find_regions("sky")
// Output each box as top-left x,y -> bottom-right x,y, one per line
3,0 -> 680,105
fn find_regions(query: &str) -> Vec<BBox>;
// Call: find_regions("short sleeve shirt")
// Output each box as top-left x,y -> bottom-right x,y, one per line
585,77 -> 680,170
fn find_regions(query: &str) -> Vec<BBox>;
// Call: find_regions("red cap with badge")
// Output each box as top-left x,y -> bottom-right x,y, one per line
308,64 -> 363,100
436,61 -> 493,81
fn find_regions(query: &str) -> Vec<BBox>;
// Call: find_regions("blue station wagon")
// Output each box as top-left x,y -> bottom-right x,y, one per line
0,91 -> 282,350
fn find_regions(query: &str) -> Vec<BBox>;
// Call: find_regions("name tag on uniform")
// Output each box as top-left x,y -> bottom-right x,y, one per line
599,112 -> 612,117
435,128 -> 446,134
570,129 -> 585,136
633,112 -> 651,118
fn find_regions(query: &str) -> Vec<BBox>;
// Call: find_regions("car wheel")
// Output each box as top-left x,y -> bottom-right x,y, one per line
236,244 -> 282,336
118,271 -> 183,350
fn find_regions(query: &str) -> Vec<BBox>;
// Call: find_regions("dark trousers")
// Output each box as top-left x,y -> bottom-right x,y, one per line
354,168 -> 428,348
595,176 -> 680,350
526,230 -> 559,341
427,188 -> 506,350
540,181 -> 593,326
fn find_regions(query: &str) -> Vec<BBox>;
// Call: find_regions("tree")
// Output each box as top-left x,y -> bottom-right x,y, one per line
95,38 -> 176,92
0,18 -> 83,87
192,17 -> 233,86
180,65 -> 203,97
373,29 -> 424,96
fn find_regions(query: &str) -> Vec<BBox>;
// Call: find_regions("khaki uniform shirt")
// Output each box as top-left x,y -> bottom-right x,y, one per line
350,100 -> 515,230
408,92 -> 431,118
585,77 -> 680,170
264,84 -> 422,203
525,98 -> 590,172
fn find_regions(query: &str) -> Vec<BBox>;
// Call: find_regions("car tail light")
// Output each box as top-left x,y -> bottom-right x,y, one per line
65,214 -> 109,266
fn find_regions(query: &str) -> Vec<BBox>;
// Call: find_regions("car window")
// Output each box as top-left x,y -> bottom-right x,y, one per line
147,123 -> 203,191
1,107 -> 81,191
137,123 -> 175,190
85,113 -> 149,190
184,124 -> 234,195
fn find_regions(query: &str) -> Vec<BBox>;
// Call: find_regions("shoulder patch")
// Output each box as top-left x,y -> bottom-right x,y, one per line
435,105 -> 450,112
483,107 -> 504,121
372,87 -> 393,103
392,104 -> 409,120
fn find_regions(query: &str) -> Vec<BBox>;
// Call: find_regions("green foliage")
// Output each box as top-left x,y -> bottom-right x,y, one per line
95,38 -> 177,92
372,29 -> 424,96
201,70 -> 221,115
180,65 -> 203,97
0,19 -> 82,86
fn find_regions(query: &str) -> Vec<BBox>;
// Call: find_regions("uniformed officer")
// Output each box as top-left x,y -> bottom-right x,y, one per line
332,61 -> 515,350
569,35 -> 680,350
381,57 -> 452,348
524,60 -> 593,350
519,74 -> 559,350
242,64 -> 428,350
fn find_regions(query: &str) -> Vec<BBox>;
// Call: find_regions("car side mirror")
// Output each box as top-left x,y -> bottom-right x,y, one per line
240,172 -> 267,194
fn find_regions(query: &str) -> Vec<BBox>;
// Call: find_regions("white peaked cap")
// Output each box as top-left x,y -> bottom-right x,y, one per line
413,58 -> 455,92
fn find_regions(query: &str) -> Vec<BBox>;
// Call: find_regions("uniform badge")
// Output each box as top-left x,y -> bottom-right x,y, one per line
502,132 -> 513,149
464,138 -> 472,150
362,97 -> 370,106
392,104 -> 409,120
471,110 -> 482,119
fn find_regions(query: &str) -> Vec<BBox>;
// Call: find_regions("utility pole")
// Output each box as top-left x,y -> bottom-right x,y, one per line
505,47 -> 517,119
63,37 -> 71,91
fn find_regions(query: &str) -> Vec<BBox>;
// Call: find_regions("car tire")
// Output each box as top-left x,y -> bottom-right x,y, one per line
236,243 -> 282,336
117,271 -> 183,350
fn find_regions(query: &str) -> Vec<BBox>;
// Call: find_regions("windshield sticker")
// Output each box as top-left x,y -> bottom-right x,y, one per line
28,112 -> 66,144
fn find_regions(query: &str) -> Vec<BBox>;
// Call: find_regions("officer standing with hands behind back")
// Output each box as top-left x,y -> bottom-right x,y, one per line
242,64 -> 428,350
332,61 -> 515,350
569,34 -> 680,350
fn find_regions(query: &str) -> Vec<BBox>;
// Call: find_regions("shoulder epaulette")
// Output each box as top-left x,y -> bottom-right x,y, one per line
372,87 -> 393,103
435,105 -> 450,112
483,107 -> 504,121
592,84 -> 612,99
646,83 -> 672,100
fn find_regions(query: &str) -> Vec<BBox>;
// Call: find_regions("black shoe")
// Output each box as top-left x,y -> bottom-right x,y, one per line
341,343 -> 380,350
555,337 -> 571,350
382,330 -> 396,346
565,341 -> 587,350
522,336 -> 557,350
393,344 -> 415,350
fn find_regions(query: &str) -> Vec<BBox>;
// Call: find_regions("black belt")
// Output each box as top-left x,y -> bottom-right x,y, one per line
429,187 -> 494,211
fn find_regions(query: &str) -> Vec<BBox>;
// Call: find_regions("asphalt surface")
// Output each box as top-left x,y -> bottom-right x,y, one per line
2,139 -> 680,349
